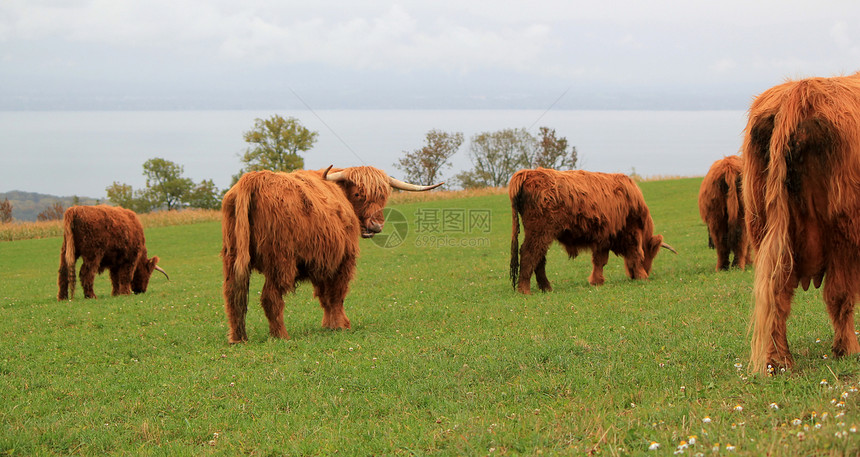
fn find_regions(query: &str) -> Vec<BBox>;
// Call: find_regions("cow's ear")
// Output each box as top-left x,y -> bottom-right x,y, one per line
650,235 -> 664,251
149,256 -> 160,268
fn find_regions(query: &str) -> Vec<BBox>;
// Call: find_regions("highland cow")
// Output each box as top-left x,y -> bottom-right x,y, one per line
744,72 -> 860,373
698,155 -> 751,271
509,168 -> 675,294
221,166 -> 441,343
57,205 -> 167,300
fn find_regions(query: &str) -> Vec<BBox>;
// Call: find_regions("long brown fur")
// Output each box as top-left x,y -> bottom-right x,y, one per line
743,72 -> 860,373
57,205 -> 163,300
698,155 -> 751,271
509,168 -> 673,294
221,166 -> 431,343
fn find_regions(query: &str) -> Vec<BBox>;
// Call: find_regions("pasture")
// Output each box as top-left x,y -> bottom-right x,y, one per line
1,178 -> 859,455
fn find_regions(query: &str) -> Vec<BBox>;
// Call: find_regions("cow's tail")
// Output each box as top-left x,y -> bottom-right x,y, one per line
509,173 -> 526,290
749,92 -> 803,373
725,166 -> 741,227
61,210 -> 77,299
230,186 -> 252,287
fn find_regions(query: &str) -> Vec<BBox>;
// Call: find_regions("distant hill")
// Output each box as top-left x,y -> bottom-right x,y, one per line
0,191 -> 101,222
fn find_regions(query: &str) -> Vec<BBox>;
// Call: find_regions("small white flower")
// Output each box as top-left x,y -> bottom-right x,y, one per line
688,436 -> 697,445
733,404 -> 743,412
702,416 -> 712,423
677,440 -> 688,449
821,379 -> 830,386
815,338 -> 821,343
792,418 -> 802,426
769,402 -> 779,410
837,401 -> 847,408
850,426 -> 858,433
726,444 -> 736,451
649,441 -> 661,450
842,391 -> 850,399
734,362 -> 743,369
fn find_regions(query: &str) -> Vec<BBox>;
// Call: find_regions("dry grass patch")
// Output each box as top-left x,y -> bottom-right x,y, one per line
0,208 -> 221,242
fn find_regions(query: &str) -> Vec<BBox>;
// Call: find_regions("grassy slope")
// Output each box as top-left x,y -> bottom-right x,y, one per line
1,178 -> 859,456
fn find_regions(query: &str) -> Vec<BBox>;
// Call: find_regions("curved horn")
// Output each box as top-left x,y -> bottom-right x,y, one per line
154,265 -> 170,280
388,176 -> 444,192
323,165 -> 347,182
661,242 -> 678,254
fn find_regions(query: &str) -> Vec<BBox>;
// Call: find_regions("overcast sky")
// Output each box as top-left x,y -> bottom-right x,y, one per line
2,1 -> 859,110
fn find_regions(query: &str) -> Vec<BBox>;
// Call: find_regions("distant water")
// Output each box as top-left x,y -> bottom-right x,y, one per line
0,110 -> 747,198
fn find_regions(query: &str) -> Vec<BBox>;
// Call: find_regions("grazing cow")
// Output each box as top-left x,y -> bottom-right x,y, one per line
744,72 -> 860,373
221,166 -> 441,343
698,155 -> 751,271
57,205 -> 168,300
509,168 -> 676,294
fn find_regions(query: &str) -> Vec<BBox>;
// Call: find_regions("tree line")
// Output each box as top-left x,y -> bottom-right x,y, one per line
0,115 -> 576,223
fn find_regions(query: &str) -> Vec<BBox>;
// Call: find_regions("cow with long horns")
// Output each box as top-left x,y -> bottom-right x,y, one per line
509,168 -> 675,294
745,72 -> 860,373
698,155 -> 751,271
57,205 -> 168,300
221,166 -> 441,343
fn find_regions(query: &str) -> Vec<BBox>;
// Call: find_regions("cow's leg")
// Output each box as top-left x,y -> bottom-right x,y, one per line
623,246 -> 648,280
57,252 -> 71,301
315,257 -> 355,329
260,278 -> 290,340
824,275 -> 860,358
109,264 -> 134,296
589,248 -> 610,286
534,255 -> 552,292
715,239 -> 731,271
517,232 -> 552,294
79,257 -> 100,299
222,268 -> 250,344
764,288 -> 796,371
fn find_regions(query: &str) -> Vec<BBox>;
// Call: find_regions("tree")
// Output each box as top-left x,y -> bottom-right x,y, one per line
142,158 -> 194,211
106,159 -> 218,212
394,130 -> 463,186
0,198 -> 12,223
234,115 -> 318,184
37,202 -> 64,221
531,127 -> 578,170
105,182 -> 136,209
456,128 -> 535,188
185,179 -> 221,210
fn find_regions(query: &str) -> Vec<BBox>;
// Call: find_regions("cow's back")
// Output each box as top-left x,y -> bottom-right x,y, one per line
515,168 -> 649,238
223,170 -> 359,275
66,205 -> 145,263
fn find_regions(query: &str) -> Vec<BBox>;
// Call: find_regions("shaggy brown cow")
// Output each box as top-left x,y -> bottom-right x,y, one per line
57,205 -> 167,300
221,166 -> 441,343
698,155 -> 751,271
744,72 -> 860,373
509,168 -> 675,294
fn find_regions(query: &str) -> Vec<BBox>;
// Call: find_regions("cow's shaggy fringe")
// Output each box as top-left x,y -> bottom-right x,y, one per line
744,72 -> 860,373
698,155 -> 750,271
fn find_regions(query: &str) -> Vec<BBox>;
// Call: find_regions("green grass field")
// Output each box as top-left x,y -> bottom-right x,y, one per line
2,178 -> 860,455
